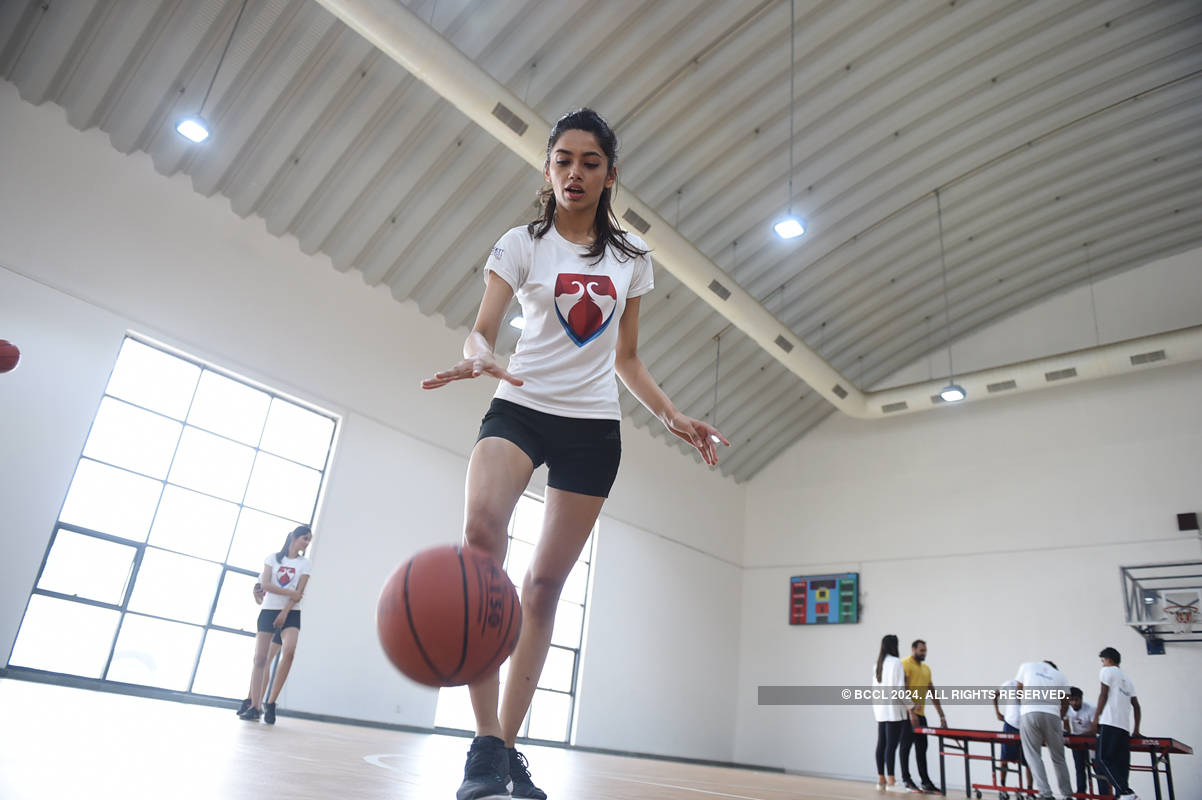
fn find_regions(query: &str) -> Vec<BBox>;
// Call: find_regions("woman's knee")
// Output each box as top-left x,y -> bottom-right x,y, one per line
463,515 -> 509,560
521,572 -> 564,615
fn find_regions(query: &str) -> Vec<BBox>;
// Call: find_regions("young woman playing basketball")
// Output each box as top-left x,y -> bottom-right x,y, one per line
237,524 -> 312,724
422,108 -> 729,800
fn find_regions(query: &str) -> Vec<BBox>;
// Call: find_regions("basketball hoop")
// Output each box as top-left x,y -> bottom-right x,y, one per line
1164,603 -> 1198,635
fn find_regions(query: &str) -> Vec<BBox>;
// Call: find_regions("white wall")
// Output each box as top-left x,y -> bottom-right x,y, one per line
0,82 -> 745,760
575,516 -> 741,761
737,248 -> 1202,792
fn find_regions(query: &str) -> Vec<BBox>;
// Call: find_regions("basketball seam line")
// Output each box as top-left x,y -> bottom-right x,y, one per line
404,559 -> 448,684
465,570 -> 520,687
449,547 -> 470,683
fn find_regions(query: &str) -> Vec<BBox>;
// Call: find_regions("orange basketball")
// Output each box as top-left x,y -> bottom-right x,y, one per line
377,544 -> 521,687
0,340 -> 19,374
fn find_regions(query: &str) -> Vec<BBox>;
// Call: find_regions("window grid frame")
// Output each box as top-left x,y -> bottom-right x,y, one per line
8,335 -> 338,700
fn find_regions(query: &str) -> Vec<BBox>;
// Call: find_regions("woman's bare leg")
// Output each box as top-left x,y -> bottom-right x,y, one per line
499,486 -> 603,746
246,632 -> 274,711
463,437 -> 535,739
255,641 -> 282,706
267,628 -> 299,703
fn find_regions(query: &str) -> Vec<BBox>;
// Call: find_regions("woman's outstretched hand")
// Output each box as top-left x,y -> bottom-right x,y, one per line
421,353 -> 523,390
665,413 -> 730,466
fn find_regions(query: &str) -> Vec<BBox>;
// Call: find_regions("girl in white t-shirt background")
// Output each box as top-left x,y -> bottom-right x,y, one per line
422,108 -> 730,800
872,634 -> 911,791
237,524 -> 312,724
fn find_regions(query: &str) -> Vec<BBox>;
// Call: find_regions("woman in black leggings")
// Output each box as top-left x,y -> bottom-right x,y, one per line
872,634 -> 910,790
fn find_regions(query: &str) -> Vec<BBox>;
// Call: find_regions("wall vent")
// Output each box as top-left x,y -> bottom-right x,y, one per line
491,102 -> 527,135
987,379 -> 1018,393
882,401 -> 908,413
708,280 -> 731,301
1130,349 -> 1166,365
622,208 -> 650,233
1045,367 -> 1078,382
774,335 -> 794,353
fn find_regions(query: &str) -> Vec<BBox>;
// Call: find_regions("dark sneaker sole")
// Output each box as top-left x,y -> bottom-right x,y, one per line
456,782 -> 510,800
509,786 -> 546,800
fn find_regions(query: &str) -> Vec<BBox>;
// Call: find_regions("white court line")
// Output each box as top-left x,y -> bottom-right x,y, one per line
364,753 -> 415,771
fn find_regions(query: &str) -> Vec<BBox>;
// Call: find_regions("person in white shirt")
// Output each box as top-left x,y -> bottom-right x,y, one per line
237,524 -> 312,725
1089,647 -> 1142,800
423,108 -> 729,800
1062,686 -> 1096,797
1014,659 -> 1072,799
992,679 -> 1031,799
872,634 -> 913,791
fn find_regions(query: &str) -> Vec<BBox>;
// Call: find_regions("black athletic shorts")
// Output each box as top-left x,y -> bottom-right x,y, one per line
257,609 -> 300,644
477,398 -> 621,498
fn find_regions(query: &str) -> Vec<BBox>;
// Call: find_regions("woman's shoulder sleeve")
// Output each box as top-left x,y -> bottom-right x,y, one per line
484,226 -> 532,291
624,231 -> 654,298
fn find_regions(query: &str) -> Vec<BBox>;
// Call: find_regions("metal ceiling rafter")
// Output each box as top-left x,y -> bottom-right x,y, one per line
312,0 -> 1202,422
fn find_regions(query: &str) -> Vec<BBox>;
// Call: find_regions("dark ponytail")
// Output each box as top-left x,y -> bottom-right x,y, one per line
275,524 -> 311,564
876,634 -> 899,683
528,107 -> 648,265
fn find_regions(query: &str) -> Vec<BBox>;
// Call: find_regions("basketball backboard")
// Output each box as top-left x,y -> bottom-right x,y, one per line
1121,561 -> 1202,645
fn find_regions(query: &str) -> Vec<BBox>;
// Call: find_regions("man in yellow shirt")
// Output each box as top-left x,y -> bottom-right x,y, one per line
901,639 -> 947,793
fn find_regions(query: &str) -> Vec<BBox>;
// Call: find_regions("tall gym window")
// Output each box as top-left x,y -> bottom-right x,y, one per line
433,493 -> 595,744
7,336 -> 337,698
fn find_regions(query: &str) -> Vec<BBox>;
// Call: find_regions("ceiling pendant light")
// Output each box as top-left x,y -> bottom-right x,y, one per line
774,0 -> 804,240
934,188 -> 965,403
176,0 -> 250,144
710,335 -> 722,444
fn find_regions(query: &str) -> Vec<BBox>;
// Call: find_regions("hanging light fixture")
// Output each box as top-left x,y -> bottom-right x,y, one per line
710,335 -> 722,444
934,188 -> 965,403
176,0 -> 250,143
774,0 -> 805,240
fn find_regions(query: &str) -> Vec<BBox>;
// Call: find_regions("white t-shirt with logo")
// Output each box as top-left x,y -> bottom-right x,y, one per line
1015,661 -> 1069,716
999,679 -> 1022,729
1098,665 -> 1136,733
261,554 -> 312,611
1065,700 -> 1096,735
485,224 -> 654,419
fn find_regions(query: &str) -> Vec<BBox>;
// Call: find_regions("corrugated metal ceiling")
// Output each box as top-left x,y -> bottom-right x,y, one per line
3,0 -> 1200,481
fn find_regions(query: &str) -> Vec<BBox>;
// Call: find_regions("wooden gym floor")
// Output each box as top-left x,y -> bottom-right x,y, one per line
0,678 -> 886,800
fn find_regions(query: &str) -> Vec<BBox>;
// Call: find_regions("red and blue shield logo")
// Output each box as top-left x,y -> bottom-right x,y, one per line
555,274 -> 617,347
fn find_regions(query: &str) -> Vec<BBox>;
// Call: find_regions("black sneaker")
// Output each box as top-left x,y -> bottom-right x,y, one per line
456,736 -> 510,800
237,706 -> 261,722
920,781 -> 938,793
236,697 -> 252,716
508,748 -> 547,799
902,781 -> 922,793
263,702 -> 277,725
